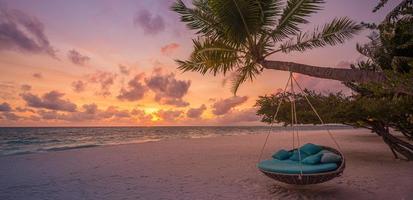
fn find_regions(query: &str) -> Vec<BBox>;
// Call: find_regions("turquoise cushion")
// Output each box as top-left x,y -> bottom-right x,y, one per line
321,152 -> 342,163
272,149 -> 292,160
258,159 -> 338,174
289,150 -> 309,161
302,153 -> 323,165
299,143 -> 323,155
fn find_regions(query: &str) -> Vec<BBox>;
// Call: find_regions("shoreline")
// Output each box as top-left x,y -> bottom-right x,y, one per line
0,126 -> 355,157
1,129 -> 412,200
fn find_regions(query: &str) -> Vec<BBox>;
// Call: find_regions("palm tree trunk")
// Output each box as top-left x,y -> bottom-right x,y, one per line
261,60 -> 386,83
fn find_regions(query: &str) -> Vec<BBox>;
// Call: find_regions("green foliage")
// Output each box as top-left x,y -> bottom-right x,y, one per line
255,90 -> 350,126
256,90 -> 413,132
256,1 -> 413,155
280,17 -> 362,53
172,0 -> 361,94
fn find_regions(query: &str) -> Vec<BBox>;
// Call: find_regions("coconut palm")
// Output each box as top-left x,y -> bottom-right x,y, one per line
172,0 -> 386,94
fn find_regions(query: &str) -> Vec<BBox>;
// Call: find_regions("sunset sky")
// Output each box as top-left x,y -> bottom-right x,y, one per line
0,0 -> 398,126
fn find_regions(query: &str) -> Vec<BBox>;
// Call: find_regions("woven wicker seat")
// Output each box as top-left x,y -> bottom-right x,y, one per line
258,146 -> 345,185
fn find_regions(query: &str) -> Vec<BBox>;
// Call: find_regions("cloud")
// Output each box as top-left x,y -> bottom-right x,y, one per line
0,81 -> 17,100
187,104 -> 206,118
35,104 -> 133,122
21,90 -> 77,112
102,106 -> 131,119
87,71 -> 117,96
161,43 -> 180,56
216,108 -> 260,124
0,5 -> 56,57
71,80 -> 86,93
33,73 -> 42,79
67,49 -> 90,66
118,65 -> 130,75
117,73 -> 147,101
21,84 -> 31,91
212,96 -> 248,115
1,112 -> 21,121
155,109 -> 182,122
133,9 -> 165,35
131,108 -> 153,122
0,102 -> 12,112
15,106 -> 35,113
145,68 -> 191,107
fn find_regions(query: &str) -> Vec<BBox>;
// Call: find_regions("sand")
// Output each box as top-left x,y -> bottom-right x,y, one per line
0,129 -> 412,200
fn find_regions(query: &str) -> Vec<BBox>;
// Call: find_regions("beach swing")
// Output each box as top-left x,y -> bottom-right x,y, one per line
257,72 -> 345,185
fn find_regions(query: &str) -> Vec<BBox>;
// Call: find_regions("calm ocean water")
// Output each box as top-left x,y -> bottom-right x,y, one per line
0,125 -> 352,156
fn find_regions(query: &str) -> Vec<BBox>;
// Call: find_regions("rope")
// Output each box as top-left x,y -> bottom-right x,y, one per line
290,72 -> 303,177
291,75 -> 342,152
257,75 -> 292,163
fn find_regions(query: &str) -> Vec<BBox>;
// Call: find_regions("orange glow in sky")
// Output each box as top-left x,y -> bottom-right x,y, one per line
0,0 -> 398,126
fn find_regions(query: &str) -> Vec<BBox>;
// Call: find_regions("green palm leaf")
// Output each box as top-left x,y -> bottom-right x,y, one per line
171,0 -> 224,38
278,17 -> 362,53
209,0 -> 282,44
231,62 -> 261,94
172,0 -> 362,95
176,37 -> 240,75
270,0 -> 324,41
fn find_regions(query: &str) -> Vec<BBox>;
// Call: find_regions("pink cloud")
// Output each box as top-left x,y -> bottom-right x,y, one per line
155,109 -> 183,122
67,49 -> 90,66
187,104 -> 207,118
145,68 -> 191,107
21,84 -> 31,91
0,102 -> 12,112
161,43 -> 180,56
71,80 -> 86,93
33,73 -> 43,79
216,108 -> 260,124
117,73 -> 147,101
212,96 -> 248,115
87,71 -> 117,97
21,90 -> 77,112
133,9 -> 165,35
0,5 -> 56,57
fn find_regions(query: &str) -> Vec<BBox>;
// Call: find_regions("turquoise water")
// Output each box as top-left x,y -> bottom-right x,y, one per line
0,125 -> 352,156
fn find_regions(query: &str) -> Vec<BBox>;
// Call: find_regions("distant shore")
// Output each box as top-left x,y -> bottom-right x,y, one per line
0,129 -> 412,200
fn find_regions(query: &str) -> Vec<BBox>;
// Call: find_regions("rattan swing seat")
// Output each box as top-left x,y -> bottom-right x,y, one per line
258,146 -> 345,185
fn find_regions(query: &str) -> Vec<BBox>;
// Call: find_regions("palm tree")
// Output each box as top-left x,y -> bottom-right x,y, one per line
171,0 -> 386,94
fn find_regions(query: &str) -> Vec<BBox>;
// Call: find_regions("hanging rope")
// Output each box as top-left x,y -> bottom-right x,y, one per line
290,72 -> 303,177
257,74 -> 292,163
258,71 -> 343,167
291,75 -> 342,152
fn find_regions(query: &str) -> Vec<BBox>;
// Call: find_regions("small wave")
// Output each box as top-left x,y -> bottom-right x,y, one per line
44,144 -> 100,152
1,150 -> 34,157
6,139 -> 61,145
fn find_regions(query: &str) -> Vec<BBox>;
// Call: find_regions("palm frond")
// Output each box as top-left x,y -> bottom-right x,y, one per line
384,0 -> 412,22
171,0 -> 224,38
231,62 -> 261,95
208,0 -> 282,44
270,0 -> 324,42
278,17 -> 362,53
176,37 -> 240,76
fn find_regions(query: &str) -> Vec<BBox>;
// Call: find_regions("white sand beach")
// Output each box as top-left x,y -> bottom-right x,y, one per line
0,129 -> 412,200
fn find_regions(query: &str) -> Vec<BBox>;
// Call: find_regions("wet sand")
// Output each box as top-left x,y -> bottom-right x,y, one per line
0,129 -> 412,200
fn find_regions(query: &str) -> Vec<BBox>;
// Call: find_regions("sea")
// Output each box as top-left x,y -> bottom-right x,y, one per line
0,125 -> 352,156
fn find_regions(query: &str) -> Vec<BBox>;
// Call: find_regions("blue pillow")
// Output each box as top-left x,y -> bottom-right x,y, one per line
272,149 -> 292,160
320,152 -> 342,163
289,150 -> 309,161
299,143 -> 322,155
302,153 -> 323,165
